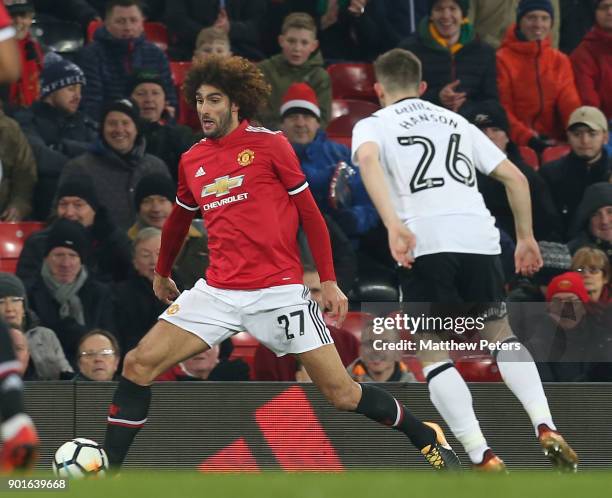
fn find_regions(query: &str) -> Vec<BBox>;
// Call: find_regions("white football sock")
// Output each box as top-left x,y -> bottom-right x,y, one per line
496,343 -> 556,436
424,362 -> 489,464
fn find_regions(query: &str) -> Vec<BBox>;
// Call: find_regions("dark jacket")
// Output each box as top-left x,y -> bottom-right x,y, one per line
539,150 -> 612,239
477,142 -> 563,241
163,0 -> 267,61
27,274 -> 115,366
60,138 -> 171,230
142,120 -> 196,182
292,130 -> 379,238
78,26 -> 177,120
560,0 -> 596,54
16,209 -> 133,288
12,101 -> 98,220
400,18 -> 498,116
113,274 -> 166,353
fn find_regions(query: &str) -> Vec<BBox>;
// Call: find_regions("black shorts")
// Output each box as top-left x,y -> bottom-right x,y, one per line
399,252 -> 506,321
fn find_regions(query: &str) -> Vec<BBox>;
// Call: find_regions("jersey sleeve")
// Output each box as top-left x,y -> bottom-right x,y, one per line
0,4 -> 15,42
351,116 -> 381,166
469,124 -> 507,175
175,157 -> 199,211
271,133 -> 309,196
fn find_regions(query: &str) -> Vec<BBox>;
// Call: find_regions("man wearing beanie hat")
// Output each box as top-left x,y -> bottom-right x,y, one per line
16,175 -> 132,288
76,0 -> 177,122
467,101 -> 563,242
27,218 -> 115,365
571,0 -> 612,121
60,98 -> 171,230
399,0 -> 498,116
129,69 -> 196,182
497,0 -> 581,150
13,52 -> 98,220
280,82 -> 379,243
128,173 -> 208,290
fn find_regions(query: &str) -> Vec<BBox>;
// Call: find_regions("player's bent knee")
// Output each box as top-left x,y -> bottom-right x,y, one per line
122,348 -> 159,385
321,382 -> 361,411
480,316 -> 514,343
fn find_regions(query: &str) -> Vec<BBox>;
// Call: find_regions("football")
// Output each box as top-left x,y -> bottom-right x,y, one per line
52,438 -> 108,479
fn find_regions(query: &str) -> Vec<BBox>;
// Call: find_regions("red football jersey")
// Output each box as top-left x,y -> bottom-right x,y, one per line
177,120 -> 309,290
0,4 -> 15,42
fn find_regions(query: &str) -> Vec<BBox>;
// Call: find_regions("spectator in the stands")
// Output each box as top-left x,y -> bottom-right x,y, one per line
0,272 -> 73,380
60,98 -> 171,230
467,101 -> 562,242
9,327 -> 30,378
496,0 -> 581,152
399,0 -> 498,116
347,323 -> 416,382
128,174 -> 208,290
17,175 -> 132,287
12,52 -> 97,220
27,218 -> 115,366
280,83 -> 378,241
77,0 -> 177,121
539,106 -> 611,238
469,0 -> 561,49
128,69 -> 195,182
73,329 -> 120,381
0,105 -> 36,221
4,0 -> 42,107
113,227 -> 166,352
193,27 -> 232,59
164,0 -> 266,61
568,182 -> 612,264
253,265 -> 360,381
571,0 -> 612,120
31,0 -> 101,31
559,0 -> 596,54
571,246 -> 610,303
259,12 -> 331,130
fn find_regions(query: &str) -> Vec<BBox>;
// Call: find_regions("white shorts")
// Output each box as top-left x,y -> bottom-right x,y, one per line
159,279 -> 333,356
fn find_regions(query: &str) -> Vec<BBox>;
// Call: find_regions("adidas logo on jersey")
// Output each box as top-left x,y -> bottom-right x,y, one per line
195,166 -> 206,177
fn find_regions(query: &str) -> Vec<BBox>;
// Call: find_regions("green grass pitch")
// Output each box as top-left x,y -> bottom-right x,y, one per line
9,471 -> 612,498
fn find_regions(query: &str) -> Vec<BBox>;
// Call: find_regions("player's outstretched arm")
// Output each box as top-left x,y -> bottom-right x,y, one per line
489,159 -> 543,276
356,142 -> 416,268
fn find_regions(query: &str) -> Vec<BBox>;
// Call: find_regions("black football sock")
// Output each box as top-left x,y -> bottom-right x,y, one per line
0,322 -> 25,422
354,383 -> 436,450
104,375 -> 151,468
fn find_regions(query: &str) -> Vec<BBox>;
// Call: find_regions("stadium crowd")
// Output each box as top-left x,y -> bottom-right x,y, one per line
0,0 -> 611,384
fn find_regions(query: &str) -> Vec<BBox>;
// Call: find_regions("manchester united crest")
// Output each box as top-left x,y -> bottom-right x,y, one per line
237,149 -> 255,167
166,303 -> 180,315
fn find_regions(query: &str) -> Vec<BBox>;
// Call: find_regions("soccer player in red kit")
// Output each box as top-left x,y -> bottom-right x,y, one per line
103,56 -> 460,471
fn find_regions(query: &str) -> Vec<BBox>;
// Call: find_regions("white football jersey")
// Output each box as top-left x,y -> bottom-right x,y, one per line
352,98 -> 505,258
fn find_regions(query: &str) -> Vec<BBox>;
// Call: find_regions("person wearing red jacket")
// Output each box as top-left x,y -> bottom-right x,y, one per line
4,0 -> 42,107
571,0 -> 612,121
496,0 -> 581,152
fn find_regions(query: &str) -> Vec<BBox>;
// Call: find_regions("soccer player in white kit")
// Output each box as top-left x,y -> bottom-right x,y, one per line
353,48 -> 579,471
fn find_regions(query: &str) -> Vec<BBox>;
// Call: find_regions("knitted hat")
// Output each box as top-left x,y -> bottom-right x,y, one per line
517,0 -> 554,23
45,219 -> 88,261
280,83 -> 321,119
127,69 -> 165,96
4,0 -> 34,15
56,175 -> 99,212
134,174 -> 176,209
100,98 -> 141,132
534,241 -> 572,285
546,272 -> 590,303
0,272 -> 26,299
468,101 -> 510,135
40,52 -> 86,99
428,0 -> 469,16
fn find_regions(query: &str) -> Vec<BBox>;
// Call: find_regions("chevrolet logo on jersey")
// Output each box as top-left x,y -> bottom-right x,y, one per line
201,175 -> 245,198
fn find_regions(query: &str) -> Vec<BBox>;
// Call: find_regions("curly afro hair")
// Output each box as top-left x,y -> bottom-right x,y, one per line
182,55 -> 271,122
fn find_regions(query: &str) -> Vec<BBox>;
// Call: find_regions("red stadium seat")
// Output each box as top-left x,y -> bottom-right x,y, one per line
518,146 -> 539,170
230,332 -> 260,380
0,222 -> 45,273
326,114 -> 364,137
541,144 -> 571,165
87,20 -> 169,52
170,61 -> 200,130
170,61 -> 192,87
331,99 -> 379,120
327,63 -> 377,102
402,354 -> 425,382
324,311 -> 375,341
